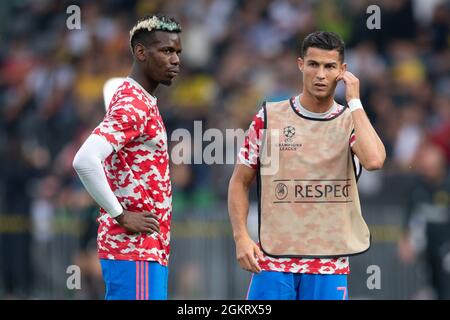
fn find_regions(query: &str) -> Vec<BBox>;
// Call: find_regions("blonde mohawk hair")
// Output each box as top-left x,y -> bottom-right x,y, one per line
129,15 -> 181,51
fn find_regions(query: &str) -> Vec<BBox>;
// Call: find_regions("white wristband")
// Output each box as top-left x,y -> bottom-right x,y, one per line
348,99 -> 363,112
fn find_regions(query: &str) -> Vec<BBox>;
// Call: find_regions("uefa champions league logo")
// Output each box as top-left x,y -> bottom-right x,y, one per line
277,126 -> 301,152
283,126 -> 295,143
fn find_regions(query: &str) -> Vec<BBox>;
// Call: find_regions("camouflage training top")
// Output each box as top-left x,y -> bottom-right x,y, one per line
93,77 -> 172,265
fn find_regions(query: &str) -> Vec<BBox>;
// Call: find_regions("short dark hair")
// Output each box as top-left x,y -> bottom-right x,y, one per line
301,31 -> 345,62
129,15 -> 182,53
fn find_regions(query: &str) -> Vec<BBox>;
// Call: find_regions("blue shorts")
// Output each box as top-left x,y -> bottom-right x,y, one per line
246,271 -> 348,300
100,259 -> 168,300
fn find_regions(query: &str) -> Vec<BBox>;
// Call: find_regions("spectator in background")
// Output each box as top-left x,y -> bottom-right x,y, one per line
399,142 -> 450,299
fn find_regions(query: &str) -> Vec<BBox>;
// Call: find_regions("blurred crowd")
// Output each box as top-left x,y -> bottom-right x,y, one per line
0,0 -> 448,299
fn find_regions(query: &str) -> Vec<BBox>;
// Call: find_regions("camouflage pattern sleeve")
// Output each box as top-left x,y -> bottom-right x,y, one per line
350,131 -> 356,148
93,99 -> 149,152
237,107 -> 265,169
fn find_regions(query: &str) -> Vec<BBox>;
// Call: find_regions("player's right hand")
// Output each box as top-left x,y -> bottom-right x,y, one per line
235,236 -> 265,273
115,210 -> 160,234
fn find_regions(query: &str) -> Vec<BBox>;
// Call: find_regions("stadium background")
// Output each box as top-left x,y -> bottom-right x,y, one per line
0,0 -> 449,299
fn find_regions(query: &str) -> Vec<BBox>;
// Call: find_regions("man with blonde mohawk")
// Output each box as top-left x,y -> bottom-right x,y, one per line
73,15 -> 182,300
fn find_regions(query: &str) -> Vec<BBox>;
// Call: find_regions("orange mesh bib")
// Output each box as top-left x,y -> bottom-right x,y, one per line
258,99 -> 371,258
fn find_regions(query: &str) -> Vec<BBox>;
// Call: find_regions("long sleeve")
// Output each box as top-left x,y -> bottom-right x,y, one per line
73,134 -> 123,218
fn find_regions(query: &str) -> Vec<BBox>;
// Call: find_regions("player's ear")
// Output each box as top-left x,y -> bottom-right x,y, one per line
297,57 -> 304,72
133,43 -> 147,63
341,62 -> 347,73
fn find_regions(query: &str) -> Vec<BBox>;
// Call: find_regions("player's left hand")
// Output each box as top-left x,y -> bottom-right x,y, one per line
336,71 -> 360,102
